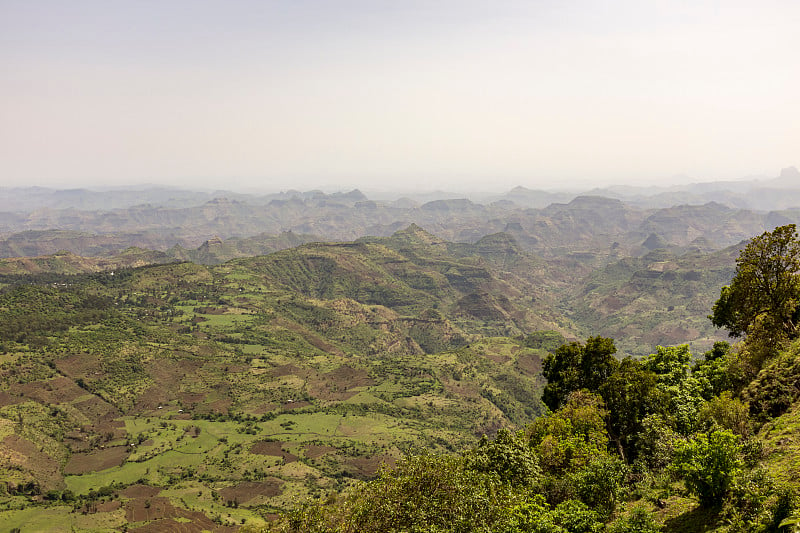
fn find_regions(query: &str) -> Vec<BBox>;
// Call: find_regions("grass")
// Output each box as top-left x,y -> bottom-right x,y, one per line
0,240 -> 563,528
0,506 -> 123,532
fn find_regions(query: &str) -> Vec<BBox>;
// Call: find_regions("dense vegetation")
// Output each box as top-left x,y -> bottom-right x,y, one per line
1,224 -> 800,531
262,226 -> 800,532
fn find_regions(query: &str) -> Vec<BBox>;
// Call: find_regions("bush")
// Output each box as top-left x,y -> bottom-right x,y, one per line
606,504 -> 660,533
673,429 -> 743,508
502,496 -> 603,533
570,455 -> 629,519
273,454 -> 527,533
466,428 -> 540,487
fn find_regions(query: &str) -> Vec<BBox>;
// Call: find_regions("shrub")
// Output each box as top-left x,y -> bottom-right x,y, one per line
673,429 -> 743,508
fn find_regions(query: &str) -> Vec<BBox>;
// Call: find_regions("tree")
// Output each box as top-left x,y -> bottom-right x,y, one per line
643,345 -> 705,435
598,358 -> 661,461
711,224 -> 800,342
673,429 -> 743,508
467,428 -> 540,488
344,454 -> 522,533
542,337 -> 618,412
529,391 -> 610,475
692,341 -> 732,398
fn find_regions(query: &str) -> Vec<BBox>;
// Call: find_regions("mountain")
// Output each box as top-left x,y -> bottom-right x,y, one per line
0,230 -> 568,529
5,176 -> 800,263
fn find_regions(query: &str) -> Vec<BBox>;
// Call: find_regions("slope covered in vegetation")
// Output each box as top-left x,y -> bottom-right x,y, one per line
260,226 -> 800,533
2,225 -> 799,531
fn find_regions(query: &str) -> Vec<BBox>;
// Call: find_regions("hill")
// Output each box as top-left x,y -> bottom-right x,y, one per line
0,229 -> 572,530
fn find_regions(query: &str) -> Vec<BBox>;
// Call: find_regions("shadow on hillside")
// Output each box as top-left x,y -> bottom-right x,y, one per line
663,506 -> 721,533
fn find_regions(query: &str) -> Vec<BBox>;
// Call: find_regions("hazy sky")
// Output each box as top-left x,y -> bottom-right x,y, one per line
1,1 -> 798,192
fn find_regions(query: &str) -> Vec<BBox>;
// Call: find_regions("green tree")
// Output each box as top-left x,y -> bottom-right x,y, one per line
344,454 -> 522,533
529,391 -> 610,475
502,495 -> 604,533
673,429 -> 743,508
692,341 -> 732,398
467,428 -> 540,488
599,358 -> 661,461
542,337 -> 618,412
711,224 -> 800,342
643,345 -> 705,435
569,454 -> 628,519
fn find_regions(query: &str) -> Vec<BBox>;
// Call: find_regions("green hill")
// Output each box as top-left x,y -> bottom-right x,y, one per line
0,229 -> 564,530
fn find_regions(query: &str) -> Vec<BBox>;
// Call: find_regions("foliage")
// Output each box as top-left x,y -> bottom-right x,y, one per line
719,466 -> 775,532
467,428 -> 540,488
529,391 -> 610,475
634,414 -> 679,471
502,496 -> 604,533
693,341 -> 733,398
279,454 -> 525,533
742,340 -> 800,422
698,392 -> 751,436
643,345 -> 706,435
599,358 -> 660,461
606,504 -> 661,533
569,454 -> 629,519
542,337 -> 618,412
711,224 -> 800,352
673,429 -> 743,508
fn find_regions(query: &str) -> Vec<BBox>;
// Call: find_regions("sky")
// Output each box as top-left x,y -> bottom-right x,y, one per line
1,0 -> 798,193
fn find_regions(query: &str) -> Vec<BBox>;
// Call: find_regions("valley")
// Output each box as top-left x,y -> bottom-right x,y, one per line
0,182 -> 798,531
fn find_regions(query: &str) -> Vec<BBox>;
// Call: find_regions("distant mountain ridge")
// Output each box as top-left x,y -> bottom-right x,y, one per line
2,188 -> 799,262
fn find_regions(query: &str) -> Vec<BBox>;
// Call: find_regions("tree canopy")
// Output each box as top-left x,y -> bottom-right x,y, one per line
711,224 -> 800,341
541,336 -> 618,412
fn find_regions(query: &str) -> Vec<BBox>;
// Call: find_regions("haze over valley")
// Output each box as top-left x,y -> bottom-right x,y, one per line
3,1 -> 800,530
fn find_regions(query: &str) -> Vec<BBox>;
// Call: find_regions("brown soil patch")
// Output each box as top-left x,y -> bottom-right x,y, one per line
274,317 -> 346,356
121,484 -> 161,498
55,353 -> 103,378
73,396 -> 120,423
97,500 -> 122,512
1,434 -> 64,491
12,376 -> 86,405
87,419 -> 127,441
130,514 -> 236,533
179,392 -> 205,405
516,353 -> 543,375
643,325 -> 700,346
250,441 -> 297,463
125,496 -> 178,523
307,365 -> 374,402
345,454 -> 396,478
328,365 -> 374,387
65,429 -> 93,452
135,385 -> 171,411
270,364 -> 306,378
484,352 -> 511,364
600,295 -> 627,312
304,444 -> 336,459
242,401 -> 277,415
146,358 -> 202,388
64,446 -> 129,474
219,479 -> 284,503
0,391 -> 22,407
441,377 -> 480,399
193,397 -> 232,415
